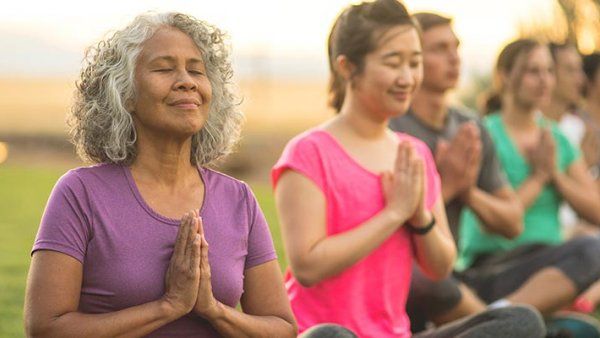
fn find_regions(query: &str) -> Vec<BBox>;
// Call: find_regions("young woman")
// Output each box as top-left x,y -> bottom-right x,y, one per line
459,39 -> 600,316
272,1 -> 545,337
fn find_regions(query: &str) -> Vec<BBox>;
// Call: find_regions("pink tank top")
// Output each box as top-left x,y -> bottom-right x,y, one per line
272,129 -> 441,338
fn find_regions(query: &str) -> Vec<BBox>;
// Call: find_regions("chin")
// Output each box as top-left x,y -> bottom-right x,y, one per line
389,105 -> 410,117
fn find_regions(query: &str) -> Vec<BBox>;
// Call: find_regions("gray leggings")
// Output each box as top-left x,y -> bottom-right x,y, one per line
460,235 -> 600,303
300,305 -> 545,338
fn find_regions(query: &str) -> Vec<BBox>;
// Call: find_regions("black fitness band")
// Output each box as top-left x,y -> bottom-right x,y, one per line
407,215 -> 436,235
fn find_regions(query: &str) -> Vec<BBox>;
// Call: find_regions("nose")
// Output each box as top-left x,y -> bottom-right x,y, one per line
395,65 -> 413,88
173,69 -> 197,91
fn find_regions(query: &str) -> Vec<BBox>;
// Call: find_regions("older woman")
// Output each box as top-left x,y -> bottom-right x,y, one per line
24,12 -> 296,338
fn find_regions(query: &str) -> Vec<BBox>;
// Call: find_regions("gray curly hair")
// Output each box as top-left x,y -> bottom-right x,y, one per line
69,12 -> 243,166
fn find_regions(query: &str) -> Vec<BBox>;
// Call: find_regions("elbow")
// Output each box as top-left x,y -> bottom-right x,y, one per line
422,263 -> 454,282
421,245 -> 456,281
292,268 -> 322,288
500,203 -> 524,240
24,318 -> 50,338
503,219 -> 523,240
590,208 -> 600,225
289,259 -> 323,288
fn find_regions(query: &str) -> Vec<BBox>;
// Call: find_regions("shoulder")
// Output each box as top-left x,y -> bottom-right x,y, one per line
54,163 -> 118,192
202,167 -> 251,196
283,128 -> 329,152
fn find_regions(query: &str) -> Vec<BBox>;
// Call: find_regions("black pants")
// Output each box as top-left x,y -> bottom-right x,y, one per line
460,236 -> 600,303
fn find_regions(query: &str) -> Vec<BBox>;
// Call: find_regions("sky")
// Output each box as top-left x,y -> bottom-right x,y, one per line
0,0 -> 554,79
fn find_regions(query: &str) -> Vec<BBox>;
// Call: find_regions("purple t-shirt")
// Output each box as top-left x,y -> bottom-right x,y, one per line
32,163 -> 276,337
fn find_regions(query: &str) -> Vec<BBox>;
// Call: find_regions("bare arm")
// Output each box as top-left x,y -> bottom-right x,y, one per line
463,186 -> 523,239
274,169 -> 409,287
515,173 -> 548,209
24,213 -> 201,338
199,261 -> 297,337
24,252 -> 182,338
412,196 -> 457,280
554,158 -> 600,225
275,141 -> 454,285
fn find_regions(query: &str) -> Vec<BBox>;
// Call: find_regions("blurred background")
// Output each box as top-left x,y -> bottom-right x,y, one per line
1,0 -> 599,336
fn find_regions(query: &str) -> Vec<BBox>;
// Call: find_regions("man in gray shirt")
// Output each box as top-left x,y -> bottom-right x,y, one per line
389,12 -> 524,332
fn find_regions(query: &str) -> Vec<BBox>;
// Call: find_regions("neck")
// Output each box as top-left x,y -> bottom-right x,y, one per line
410,86 -> 449,130
543,96 -> 569,121
501,94 -> 538,131
334,95 -> 390,140
130,129 -> 196,188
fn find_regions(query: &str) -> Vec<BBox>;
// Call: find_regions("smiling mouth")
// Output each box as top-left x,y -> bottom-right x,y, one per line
168,99 -> 201,109
390,91 -> 410,101
172,103 -> 199,109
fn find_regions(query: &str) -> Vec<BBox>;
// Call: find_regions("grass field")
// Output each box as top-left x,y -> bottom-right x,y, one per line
0,164 -> 286,338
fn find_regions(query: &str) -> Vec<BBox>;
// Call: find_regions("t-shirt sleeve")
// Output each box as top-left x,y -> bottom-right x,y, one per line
412,137 -> 441,210
243,183 -> 277,269
271,135 -> 325,192
555,126 -> 581,171
32,171 -> 93,263
477,121 -> 509,193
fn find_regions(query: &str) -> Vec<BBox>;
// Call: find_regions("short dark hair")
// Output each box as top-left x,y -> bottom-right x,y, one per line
327,0 -> 419,112
583,53 -> 600,82
413,12 -> 452,32
548,42 -> 577,62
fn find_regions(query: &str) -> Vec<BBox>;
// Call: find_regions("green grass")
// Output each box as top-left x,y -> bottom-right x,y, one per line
0,166 -> 65,337
0,165 -> 286,338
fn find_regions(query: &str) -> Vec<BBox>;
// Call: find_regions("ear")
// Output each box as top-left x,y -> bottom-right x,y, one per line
335,55 -> 356,81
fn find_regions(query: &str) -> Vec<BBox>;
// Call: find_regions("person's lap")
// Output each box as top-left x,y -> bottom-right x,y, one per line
459,236 -> 600,303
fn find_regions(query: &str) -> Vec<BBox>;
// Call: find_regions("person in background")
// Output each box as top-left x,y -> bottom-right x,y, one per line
23,12 -> 297,338
581,53 -> 600,192
565,52 -> 600,314
542,43 -> 586,146
542,43 -> 589,238
459,38 -> 600,319
389,12 -> 523,332
273,1 -> 545,337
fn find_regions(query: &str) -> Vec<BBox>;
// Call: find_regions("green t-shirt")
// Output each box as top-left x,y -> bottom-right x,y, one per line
457,113 -> 580,270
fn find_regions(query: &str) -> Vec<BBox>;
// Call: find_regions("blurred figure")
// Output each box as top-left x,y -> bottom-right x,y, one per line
389,12 -> 522,332
582,53 -> 600,181
543,43 -> 588,238
543,43 -> 586,146
459,39 -> 600,319
273,1 -> 545,337
23,12 -> 297,338
568,52 -> 600,314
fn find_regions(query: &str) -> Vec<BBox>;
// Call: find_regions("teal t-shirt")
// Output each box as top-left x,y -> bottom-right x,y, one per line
457,113 -> 580,270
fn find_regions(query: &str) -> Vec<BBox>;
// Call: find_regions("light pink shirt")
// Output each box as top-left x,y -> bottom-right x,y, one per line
272,129 -> 441,338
